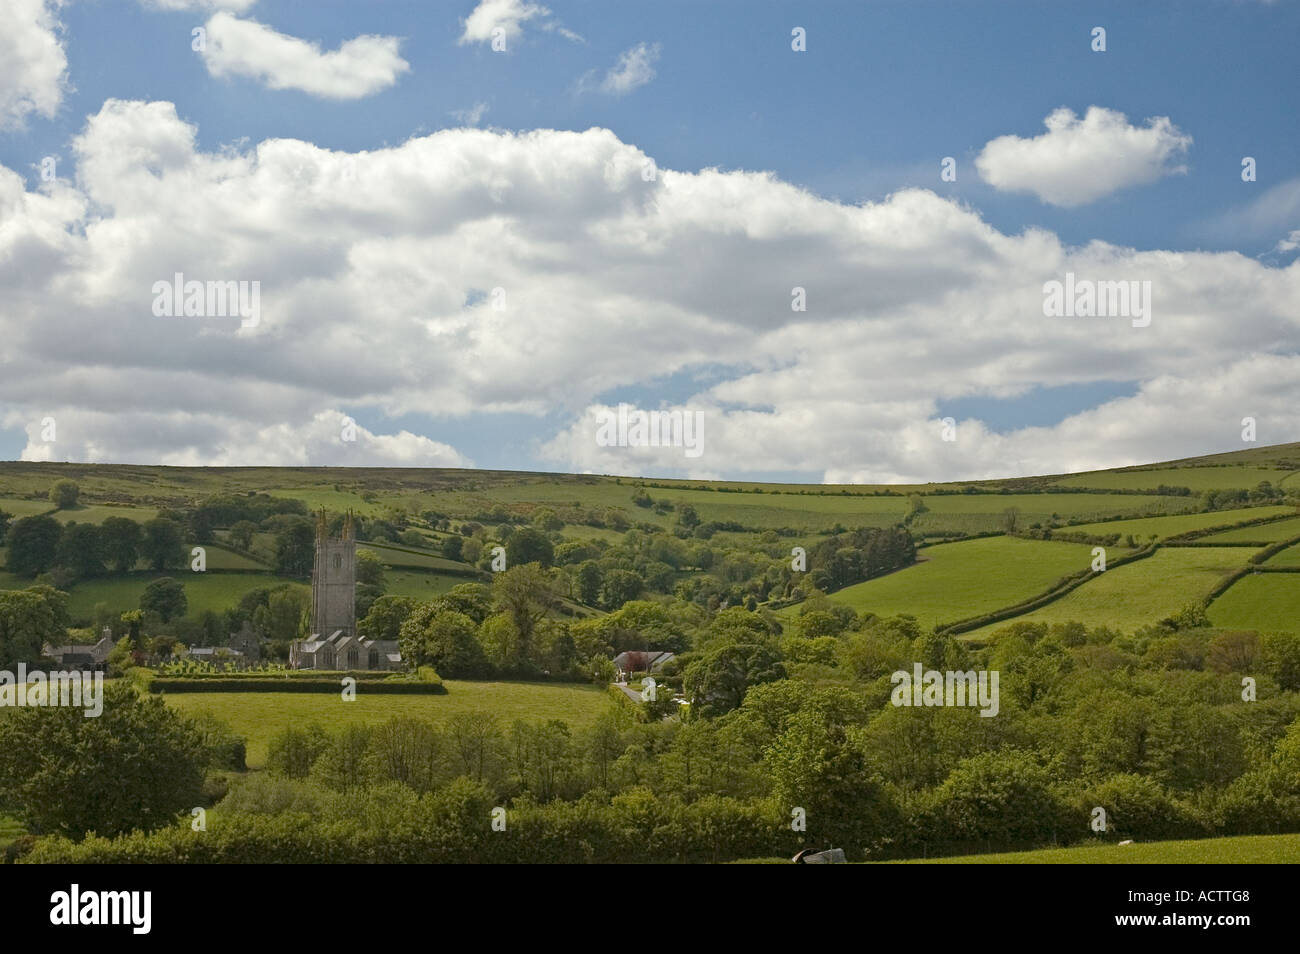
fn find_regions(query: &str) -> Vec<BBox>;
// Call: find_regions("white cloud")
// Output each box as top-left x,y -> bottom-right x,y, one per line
1277,229 -> 1300,253
451,102 -> 490,126
0,0 -> 68,130
2,99 -> 1298,480
584,42 -> 660,96
976,106 -> 1192,207
459,0 -> 578,47
199,12 -> 409,99
137,0 -> 256,11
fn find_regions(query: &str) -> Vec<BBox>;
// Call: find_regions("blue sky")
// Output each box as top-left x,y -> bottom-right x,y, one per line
0,0 -> 1297,481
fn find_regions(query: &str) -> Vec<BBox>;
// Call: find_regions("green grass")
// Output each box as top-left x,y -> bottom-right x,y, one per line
49,503 -> 159,525
382,570 -> 469,600
1207,573 -> 1300,632
1053,465 -> 1296,492
876,832 -> 1300,864
816,537 -> 1097,629
1062,506 -> 1293,541
964,547 -> 1251,639
0,813 -> 25,852
163,681 -> 614,767
1201,515 -> 1300,542
62,573 -> 308,622
1265,543 -> 1300,566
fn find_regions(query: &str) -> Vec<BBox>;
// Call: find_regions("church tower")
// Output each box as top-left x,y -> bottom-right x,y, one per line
311,510 -> 356,637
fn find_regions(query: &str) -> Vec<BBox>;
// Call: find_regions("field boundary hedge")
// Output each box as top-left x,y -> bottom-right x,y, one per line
940,544 -> 1159,638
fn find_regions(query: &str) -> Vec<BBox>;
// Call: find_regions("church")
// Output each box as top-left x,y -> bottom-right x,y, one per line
289,512 -> 402,671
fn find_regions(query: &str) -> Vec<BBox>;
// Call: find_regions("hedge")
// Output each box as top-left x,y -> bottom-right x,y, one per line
150,678 -> 446,694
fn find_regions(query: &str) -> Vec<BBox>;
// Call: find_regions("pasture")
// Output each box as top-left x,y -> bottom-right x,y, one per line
819,536 -> 1096,629
963,547 -> 1250,638
162,680 -> 614,767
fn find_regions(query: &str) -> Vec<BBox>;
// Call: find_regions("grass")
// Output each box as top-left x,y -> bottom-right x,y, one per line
815,537 -> 1097,629
0,813 -> 25,852
1265,544 -> 1300,566
875,832 -> 1300,864
1207,573 -> 1300,632
1053,465 -> 1296,492
1201,514 -> 1300,542
62,573 -> 308,622
963,547 -> 1251,639
1061,506 -> 1293,541
163,680 -> 614,767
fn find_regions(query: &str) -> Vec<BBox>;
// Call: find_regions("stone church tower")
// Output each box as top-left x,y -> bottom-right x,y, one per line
311,511 -> 356,637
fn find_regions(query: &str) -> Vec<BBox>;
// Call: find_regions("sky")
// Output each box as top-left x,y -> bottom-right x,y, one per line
0,0 -> 1297,483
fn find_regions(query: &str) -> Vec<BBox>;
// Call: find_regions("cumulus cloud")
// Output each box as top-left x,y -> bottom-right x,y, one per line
199,12 -> 410,99
0,0 -> 68,130
458,0 -> 579,47
581,42 -> 661,95
2,99 -> 1298,480
138,0 -> 256,11
975,106 -> 1192,207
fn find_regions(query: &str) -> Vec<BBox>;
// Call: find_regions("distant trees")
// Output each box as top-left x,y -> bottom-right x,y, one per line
504,527 -> 554,569
99,517 -> 142,572
5,515 -> 63,577
272,518 -> 315,577
140,577 -> 187,622
141,518 -> 186,571
0,585 -> 70,668
227,520 -> 259,551
54,523 -> 104,579
48,479 -> 80,510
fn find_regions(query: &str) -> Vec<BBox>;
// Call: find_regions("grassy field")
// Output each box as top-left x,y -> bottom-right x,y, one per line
1061,506 -> 1293,541
62,573 -> 308,622
1053,465 -> 1297,492
1265,544 -> 1300,566
1207,573 -> 1300,632
964,547 -> 1250,639
162,680 -> 613,767
815,537 -> 1097,629
878,832 -> 1300,864
1202,515 -> 1300,542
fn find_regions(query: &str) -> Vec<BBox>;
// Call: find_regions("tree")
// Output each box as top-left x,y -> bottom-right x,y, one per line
505,527 -> 554,568
254,586 -> 310,642
0,585 -> 70,669
273,518 -> 315,576
0,510 -> 11,545
359,594 -> 417,643
106,635 -> 136,677
441,534 -> 464,562
48,479 -> 80,510
398,604 -> 488,677
1000,507 -> 1021,534
5,515 -> 62,577
576,560 -> 603,605
491,564 -> 560,663
228,520 -> 259,551
99,516 -> 142,572
55,522 -> 104,579
141,517 -> 185,571
676,503 -> 701,529
356,548 -> 386,588
0,683 -> 205,838
684,641 -> 787,717
600,568 -> 643,610
140,577 -> 187,622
